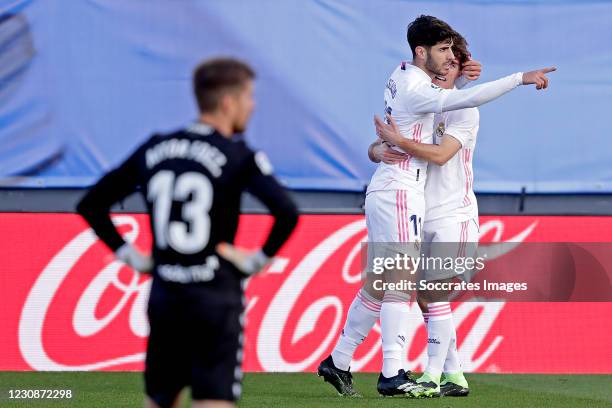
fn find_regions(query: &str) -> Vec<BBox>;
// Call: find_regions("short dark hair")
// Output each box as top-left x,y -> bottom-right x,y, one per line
452,32 -> 471,68
406,15 -> 456,56
193,57 -> 255,113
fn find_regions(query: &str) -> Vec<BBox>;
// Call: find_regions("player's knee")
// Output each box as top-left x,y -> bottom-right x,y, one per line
362,280 -> 384,301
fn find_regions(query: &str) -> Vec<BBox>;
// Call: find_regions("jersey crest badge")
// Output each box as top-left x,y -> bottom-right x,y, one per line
435,122 -> 445,139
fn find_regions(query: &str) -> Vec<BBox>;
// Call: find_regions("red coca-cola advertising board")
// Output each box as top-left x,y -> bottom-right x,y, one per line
2,213 -> 611,373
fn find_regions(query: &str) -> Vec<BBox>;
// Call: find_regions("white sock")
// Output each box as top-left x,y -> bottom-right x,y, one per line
424,302 -> 453,382
424,308 -> 462,375
443,320 -> 463,374
380,291 -> 410,378
331,289 -> 381,371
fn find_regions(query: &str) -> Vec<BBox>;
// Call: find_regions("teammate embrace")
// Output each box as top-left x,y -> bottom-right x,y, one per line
318,15 -> 555,398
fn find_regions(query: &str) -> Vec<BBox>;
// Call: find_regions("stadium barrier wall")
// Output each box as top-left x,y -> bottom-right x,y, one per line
3,213 -> 611,374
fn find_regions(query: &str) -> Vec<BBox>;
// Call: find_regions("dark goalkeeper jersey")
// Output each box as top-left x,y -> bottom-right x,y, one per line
77,123 -> 298,293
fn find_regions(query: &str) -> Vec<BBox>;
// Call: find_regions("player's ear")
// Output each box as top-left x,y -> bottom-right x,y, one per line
415,45 -> 426,60
218,93 -> 234,113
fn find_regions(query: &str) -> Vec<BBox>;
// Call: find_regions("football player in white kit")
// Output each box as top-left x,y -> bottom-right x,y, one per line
374,33 -> 479,398
317,15 -> 555,397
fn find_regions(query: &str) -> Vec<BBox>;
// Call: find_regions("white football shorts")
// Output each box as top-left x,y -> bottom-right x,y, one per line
420,218 -> 480,281
365,189 -> 425,273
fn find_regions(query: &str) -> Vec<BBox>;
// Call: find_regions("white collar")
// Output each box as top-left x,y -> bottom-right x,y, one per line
404,62 -> 434,83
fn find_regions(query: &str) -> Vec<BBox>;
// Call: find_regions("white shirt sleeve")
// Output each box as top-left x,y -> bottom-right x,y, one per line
407,73 -> 523,114
444,109 -> 480,147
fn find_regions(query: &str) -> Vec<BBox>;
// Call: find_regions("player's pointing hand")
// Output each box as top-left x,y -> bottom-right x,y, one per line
522,67 -> 557,90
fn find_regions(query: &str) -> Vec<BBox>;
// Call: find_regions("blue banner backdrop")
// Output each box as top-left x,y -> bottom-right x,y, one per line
1,0 -> 610,192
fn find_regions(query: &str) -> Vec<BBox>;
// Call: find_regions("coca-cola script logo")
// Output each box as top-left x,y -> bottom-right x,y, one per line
19,216 -> 150,370
18,215 -> 537,371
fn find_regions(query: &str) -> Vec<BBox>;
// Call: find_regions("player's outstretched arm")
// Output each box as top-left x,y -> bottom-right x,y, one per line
413,67 -> 557,114
374,115 -> 461,166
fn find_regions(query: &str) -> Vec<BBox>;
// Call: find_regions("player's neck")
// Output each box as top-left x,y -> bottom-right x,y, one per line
199,114 -> 233,138
411,60 -> 436,80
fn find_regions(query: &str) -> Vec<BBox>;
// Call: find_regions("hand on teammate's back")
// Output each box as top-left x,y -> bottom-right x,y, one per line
373,114 -> 405,148
370,138 -> 408,164
522,67 -> 557,90
216,243 -> 271,276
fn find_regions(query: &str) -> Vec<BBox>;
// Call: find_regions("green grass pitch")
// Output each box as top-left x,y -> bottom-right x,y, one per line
0,372 -> 610,407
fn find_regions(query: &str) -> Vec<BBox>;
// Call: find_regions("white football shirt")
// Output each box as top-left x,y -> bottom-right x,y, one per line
367,62 -> 521,195
424,107 -> 480,228
367,62 -> 439,194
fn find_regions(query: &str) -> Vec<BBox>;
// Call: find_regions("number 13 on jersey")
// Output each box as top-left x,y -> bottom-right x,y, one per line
148,170 -> 213,254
